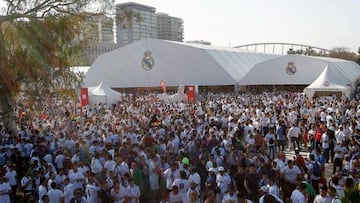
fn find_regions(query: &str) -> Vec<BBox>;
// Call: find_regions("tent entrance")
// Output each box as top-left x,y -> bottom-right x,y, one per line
313,91 -> 342,98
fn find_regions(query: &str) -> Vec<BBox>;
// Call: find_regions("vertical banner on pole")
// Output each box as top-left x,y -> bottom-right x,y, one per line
80,88 -> 88,107
187,85 -> 196,103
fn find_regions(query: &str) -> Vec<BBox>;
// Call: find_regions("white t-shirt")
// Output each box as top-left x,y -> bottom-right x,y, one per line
54,154 -> 65,169
163,169 -> 180,190
47,189 -> 63,203
110,186 -> 127,203
172,178 -> 189,195
5,170 -> 17,186
126,184 -> 141,203
169,192 -> 185,203
0,182 -> 11,203
321,133 -> 329,149
63,183 -> 75,203
188,172 -> 201,191
290,189 -> 306,203
281,166 -> 302,184
38,185 -> 48,203
222,193 -> 237,203
68,171 -> 85,189
85,184 -> 100,203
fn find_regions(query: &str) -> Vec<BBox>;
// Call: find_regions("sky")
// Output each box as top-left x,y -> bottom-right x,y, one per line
1,0 -> 359,53
114,0 -> 360,53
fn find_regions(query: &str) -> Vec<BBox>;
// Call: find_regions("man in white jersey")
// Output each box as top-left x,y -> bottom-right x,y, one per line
172,170 -> 189,202
63,177 -> 75,203
85,176 -> 101,203
47,182 -> 63,203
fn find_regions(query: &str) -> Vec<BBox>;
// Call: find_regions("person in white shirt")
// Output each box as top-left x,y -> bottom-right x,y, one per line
38,177 -> 48,203
85,176 -> 101,203
163,162 -> 180,191
68,165 -> 85,190
287,123 -> 301,150
335,127 -> 346,144
258,185 -> 284,203
280,160 -> 302,185
333,141 -> 347,175
172,170 -> 189,202
188,167 -> 201,192
290,182 -> 307,203
221,186 -> 237,203
21,171 -> 33,202
90,153 -> 103,180
267,177 -> 280,198
103,154 -> 116,177
4,164 -> 17,201
69,188 -> 87,203
47,182 -> 63,203
313,185 -> 331,203
110,181 -> 127,203
321,132 -> 330,163
169,185 -> 186,203
0,176 -> 11,203
63,177 -> 75,203
126,178 -> 140,203
187,181 -> 200,203
54,169 -> 66,190
54,151 -> 65,170
216,167 -> 231,203
328,186 -> 342,203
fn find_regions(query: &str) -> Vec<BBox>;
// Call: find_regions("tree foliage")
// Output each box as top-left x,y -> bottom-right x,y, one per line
0,0 -> 114,132
328,47 -> 358,62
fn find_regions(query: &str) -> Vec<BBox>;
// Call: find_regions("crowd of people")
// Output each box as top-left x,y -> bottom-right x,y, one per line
0,91 -> 360,203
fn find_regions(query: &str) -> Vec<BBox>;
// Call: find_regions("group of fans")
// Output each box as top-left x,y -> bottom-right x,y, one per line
0,91 -> 359,203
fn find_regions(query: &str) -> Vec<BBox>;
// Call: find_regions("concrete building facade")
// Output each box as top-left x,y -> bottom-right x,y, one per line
115,2 -> 158,46
157,13 -> 184,42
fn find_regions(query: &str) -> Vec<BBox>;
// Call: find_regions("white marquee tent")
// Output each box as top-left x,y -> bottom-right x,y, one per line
84,38 -> 278,88
238,55 -> 360,88
304,65 -> 351,98
88,82 -> 122,106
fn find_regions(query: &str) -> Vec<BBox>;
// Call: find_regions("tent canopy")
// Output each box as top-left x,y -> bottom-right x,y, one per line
238,55 -> 360,86
304,65 -> 351,98
84,38 -> 278,88
88,82 -> 122,106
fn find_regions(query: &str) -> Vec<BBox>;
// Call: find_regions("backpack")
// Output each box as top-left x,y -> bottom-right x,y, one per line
312,162 -> 321,177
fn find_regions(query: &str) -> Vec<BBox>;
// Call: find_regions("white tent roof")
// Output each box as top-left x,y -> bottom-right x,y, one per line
90,81 -> 121,96
238,54 -> 360,86
304,65 -> 351,98
84,38 -> 279,88
88,82 -> 122,106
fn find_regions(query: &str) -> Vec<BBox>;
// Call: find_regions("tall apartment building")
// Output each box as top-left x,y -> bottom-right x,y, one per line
115,2 -> 158,46
79,14 -> 119,65
157,13 -> 184,42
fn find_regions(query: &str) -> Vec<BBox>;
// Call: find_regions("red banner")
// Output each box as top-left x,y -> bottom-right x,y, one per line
80,88 -> 88,107
187,85 -> 196,103
160,80 -> 166,93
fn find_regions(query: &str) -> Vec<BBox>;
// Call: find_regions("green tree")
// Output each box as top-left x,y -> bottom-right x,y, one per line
0,0 -> 115,133
328,47 -> 357,61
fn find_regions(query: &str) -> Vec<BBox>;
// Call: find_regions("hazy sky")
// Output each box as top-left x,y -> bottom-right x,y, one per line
1,0 -> 358,52
115,0 -> 359,52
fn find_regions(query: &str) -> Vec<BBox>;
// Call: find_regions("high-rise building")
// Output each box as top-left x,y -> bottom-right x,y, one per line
80,14 -> 118,65
86,15 -> 115,43
157,13 -> 184,42
115,2 -> 158,46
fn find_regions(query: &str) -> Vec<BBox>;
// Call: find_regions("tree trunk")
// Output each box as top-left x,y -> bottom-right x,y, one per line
0,94 -> 17,135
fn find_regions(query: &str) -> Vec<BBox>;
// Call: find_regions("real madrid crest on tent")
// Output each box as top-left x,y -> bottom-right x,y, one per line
141,51 -> 155,71
286,61 -> 296,75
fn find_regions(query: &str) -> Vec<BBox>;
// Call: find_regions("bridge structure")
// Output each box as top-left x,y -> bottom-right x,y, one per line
233,42 -> 330,55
